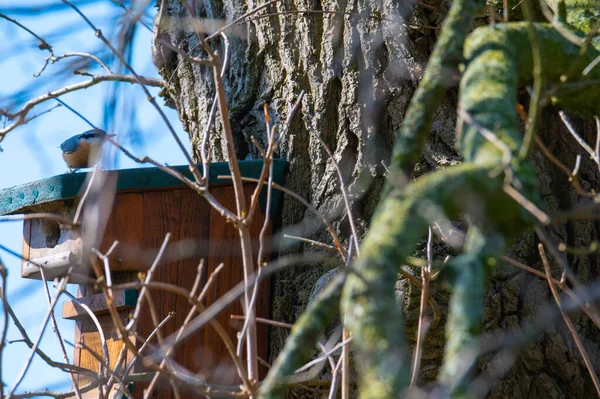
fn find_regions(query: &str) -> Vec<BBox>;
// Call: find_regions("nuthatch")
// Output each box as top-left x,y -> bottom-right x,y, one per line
60,129 -> 115,170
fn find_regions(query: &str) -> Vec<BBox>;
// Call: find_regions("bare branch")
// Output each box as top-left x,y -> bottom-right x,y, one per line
9,278 -> 69,397
39,267 -> 83,399
0,13 -> 53,56
0,74 -> 164,137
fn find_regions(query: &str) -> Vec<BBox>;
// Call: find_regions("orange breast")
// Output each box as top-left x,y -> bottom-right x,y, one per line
61,140 -> 103,168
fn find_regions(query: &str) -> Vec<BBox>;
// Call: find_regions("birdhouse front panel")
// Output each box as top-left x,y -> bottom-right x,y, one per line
72,185 -> 272,396
0,160 -> 286,398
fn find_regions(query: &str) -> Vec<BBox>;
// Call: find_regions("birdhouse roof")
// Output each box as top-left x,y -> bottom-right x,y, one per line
0,159 -> 287,216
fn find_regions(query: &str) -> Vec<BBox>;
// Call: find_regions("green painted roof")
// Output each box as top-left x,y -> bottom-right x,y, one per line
0,159 -> 287,216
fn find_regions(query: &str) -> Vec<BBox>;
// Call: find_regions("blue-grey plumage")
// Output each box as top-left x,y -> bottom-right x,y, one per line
60,129 -> 115,169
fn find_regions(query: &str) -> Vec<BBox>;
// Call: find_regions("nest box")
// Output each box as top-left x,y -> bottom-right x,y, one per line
0,160 -> 286,397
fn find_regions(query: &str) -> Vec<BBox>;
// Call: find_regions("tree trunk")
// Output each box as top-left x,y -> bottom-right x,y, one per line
154,1 -> 600,397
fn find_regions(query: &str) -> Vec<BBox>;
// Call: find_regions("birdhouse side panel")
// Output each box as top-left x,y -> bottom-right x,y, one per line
204,185 -> 272,384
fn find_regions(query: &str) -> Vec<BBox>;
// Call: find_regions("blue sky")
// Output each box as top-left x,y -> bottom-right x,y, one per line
0,1 -> 189,393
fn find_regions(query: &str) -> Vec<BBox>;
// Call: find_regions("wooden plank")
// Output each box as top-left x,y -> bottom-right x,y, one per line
72,285 -> 85,387
172,189 -> 211,378
62,289 -> 138,320
134,189 -> 183,399
138,189 -> 213,398
77,310 -> 131,386
205,184 -> 272,385
75,266 -> 137,389
99,192 -> 143,272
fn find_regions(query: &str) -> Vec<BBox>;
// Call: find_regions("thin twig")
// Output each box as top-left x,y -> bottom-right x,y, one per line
0,213 -> 75,226
237,268 -> 264,358
0,74 -> 163,137
89,250 -> 247,399
200,33 -> 230,186
502,255 -> 600,328
503,185 -> 551,224
295,337 -> 352,374
534,135 -> 595,197
245,91 -> 304,225
122,311 -> 174,379
37,51 -> 113,77
535,227 -> 600,327
208,40 -> 259,379
313,135 -> 361,256
0,13 -> 53,57
0,259 -> 8,398
341,239 -> 354,399
93,241 -> 119,298
39,267 -> 83,399
206,0 -> 280,41
3,293 -> 95,378
283,234 -> 338,252
145,261 -> 222,397
559,111 -> 600,171
595,116 -> 600,162
220,175 -> 347,259
328,355 -> 344,399
410,227 -> 433,387
152,254 -> 342,364
518,0 -> 544,159
8,278 -> 68,397
538,244 -> 600,396
230,315 -> 294,330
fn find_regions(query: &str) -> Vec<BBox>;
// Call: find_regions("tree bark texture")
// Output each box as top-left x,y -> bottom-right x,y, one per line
154,1 -> 600,397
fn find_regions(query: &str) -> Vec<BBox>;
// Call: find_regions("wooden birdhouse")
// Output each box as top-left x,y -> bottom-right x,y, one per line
0,160 -> 286,398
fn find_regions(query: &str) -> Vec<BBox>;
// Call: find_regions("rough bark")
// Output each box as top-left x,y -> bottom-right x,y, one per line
154,0 -> 600,397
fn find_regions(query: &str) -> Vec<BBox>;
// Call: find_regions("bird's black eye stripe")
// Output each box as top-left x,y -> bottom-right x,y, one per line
80,131 -> 104,140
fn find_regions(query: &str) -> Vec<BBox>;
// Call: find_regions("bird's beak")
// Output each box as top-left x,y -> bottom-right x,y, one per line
108,134 -> 117,138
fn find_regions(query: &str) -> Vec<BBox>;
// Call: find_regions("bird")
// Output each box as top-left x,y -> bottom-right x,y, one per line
60,129 -> 116,170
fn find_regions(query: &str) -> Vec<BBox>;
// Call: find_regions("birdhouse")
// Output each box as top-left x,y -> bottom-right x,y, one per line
0,160 -> 286,398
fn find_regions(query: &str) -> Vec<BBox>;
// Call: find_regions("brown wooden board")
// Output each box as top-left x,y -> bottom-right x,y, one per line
68,185 -> 273,397
133,188 -> 212,398
173,189 -> 211,376
205,185 -> 272,385
76,310 -> 132,387
99,192 -> 144,272
72,285 -> 85,387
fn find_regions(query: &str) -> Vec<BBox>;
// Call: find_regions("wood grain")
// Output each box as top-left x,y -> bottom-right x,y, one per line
100,192 -> 143,272
77,310 -> 131,386
205,184 -> 272,384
